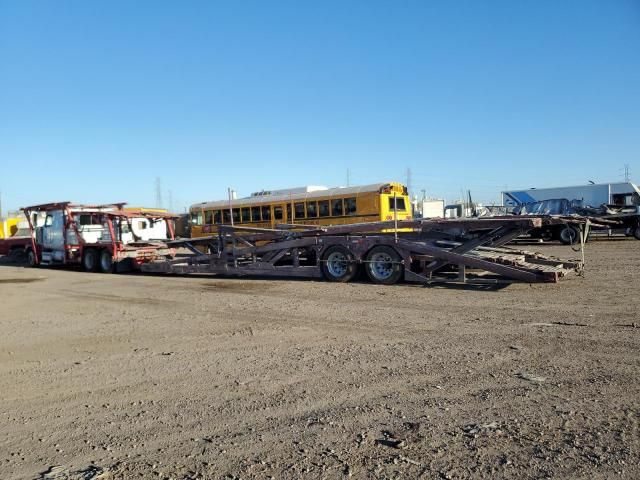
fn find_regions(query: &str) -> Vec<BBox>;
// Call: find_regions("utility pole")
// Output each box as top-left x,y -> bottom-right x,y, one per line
624,164 -> 630,182
406,168 -> 412,197
228,187 -> 234,226
155,177 -> 163,209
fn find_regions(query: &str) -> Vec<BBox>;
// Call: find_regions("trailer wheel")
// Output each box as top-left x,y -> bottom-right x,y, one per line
27,249 -> 38,267
364,246 -> 403,285
559,226 -> 579,245
321,246 -> 358,282
99,250 -> 114,273
83,249 -> 99,272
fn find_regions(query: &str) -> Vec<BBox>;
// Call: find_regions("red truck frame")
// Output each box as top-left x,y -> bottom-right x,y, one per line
23,202 -> 177,273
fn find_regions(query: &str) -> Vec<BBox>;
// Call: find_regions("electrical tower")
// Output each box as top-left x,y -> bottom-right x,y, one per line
624,164 -> 630,182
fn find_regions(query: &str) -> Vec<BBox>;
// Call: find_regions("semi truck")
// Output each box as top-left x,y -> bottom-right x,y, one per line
23,202 -> 177,272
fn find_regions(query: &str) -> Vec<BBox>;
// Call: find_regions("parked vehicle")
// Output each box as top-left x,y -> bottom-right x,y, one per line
512,198 -> 640,244
142,217 -> 584,285
0,214 -> 30,255
502,182 -> 640,208
23,202 -> 176,272
189,182 -> 412,238
1,215 -> 23,239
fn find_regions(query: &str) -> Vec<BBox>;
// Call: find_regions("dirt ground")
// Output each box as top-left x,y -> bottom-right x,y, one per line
0,239 -> 638,480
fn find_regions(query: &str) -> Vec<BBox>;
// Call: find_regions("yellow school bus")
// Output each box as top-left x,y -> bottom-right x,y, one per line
189,182 -> 411,237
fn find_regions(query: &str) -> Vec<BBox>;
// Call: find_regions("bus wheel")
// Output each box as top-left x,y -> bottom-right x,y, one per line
634,227 -> 640,241
83,249 -> 99,272
559,226 -> 579,245
321,246 -> 358,282
99,250 -> 114,273
27,249 -> 38,267
364,246 -> 403,285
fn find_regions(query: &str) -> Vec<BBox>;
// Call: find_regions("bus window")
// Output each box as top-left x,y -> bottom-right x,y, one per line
191,211 -> 203,225
345,197 -> 357,215
274,206 -> 283,220
241,207 -> 251,223
286,203 -> 292,220
332,199 -> 343,216
205,210 -> 213,225
232,209 -> 240,223
223,209 -> 231,224
389,197 -> 407,211
262,206 -> 271,221
295,202 -> 305,219
307,201 -> 317,217
251,206 -> 261,222
318,200 -> 330,217
213,210 -> 221,224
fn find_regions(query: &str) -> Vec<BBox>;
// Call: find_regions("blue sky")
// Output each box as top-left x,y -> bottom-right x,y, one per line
1,0 -> 638,213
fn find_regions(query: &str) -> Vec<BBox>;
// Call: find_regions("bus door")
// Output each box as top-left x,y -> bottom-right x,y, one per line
271,204 -> 286,228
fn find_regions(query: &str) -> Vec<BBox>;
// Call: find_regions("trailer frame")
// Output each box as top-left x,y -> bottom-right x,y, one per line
141,217 -> 584,285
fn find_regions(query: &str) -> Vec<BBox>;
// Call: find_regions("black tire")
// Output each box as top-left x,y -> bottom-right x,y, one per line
99,249 -> 114,273
320,245 -> 358,282
634,227 -> 640,241
364,245 -> 403,285
559,226 -> 579,245
83,249 -> 99,272
27,249 -> 38,267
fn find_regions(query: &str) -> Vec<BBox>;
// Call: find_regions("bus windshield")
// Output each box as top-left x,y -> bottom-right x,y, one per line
389,197 -> 406,211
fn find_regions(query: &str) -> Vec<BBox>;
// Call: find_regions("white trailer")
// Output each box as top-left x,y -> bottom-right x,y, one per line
418,199 -> 445,219
502,182 -> 640,208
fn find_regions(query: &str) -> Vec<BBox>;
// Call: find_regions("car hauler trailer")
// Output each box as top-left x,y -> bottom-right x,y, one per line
141,217 -> 584,285
501,183 -> 640,244
512,199 -> 640,243
23,202 -> 177,272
